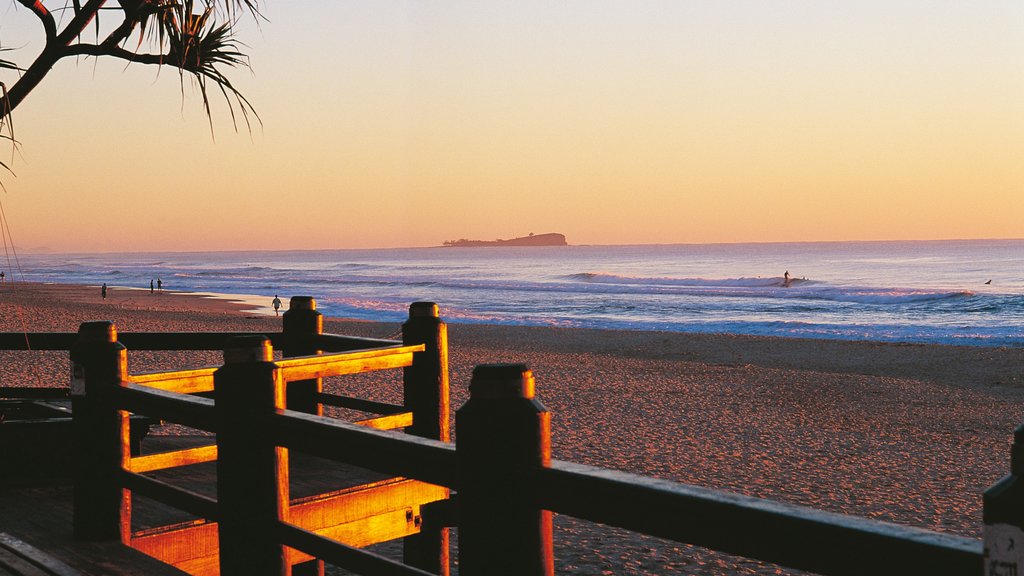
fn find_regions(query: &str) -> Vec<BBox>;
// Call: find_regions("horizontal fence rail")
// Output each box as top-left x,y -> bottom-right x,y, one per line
128,367 -> 218,394
268,410 -> 458,489
535,461 -> 982,576
117,469 -> 220,522
315,334 -> 408,352
112,384 -> 217,433
121,332 -> 273,351
0,331 -> 405,352
318,393 -> 407,415
274,522 -> 434,576
0,332 -> 78,350
128,444 -> 219,473
125,344 -> 421,395
275,345 -> 422,381
0,386 -> 69,398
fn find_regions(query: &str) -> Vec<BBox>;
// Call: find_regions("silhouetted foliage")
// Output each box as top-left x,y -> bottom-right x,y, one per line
0,0 -> 264,173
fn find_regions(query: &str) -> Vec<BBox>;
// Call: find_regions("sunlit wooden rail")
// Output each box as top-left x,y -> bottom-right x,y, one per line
3,295 -> 1017,576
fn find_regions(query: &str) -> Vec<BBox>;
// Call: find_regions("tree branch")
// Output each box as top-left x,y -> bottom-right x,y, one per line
102,17 -> 139,48
15,0 -> 57,42
1,1 -> 108,117
63,43 -> 172,66
56,0 -> 109,46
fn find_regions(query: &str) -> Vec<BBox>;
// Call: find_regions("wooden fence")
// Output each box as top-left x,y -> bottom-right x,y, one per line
1,297 -> 1012,576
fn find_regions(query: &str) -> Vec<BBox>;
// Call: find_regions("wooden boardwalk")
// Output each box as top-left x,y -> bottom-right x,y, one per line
0,300 -> 1002,576
0,436 -> 394,575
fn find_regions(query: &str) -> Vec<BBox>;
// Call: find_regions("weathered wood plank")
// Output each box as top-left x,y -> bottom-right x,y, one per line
267,411 -> 458,489
317,394 -> 406,416
289,478 -> 447,533
129,445 -> 218,473
0,546 -> 53,576
128,369 -> 217,395
276,523 -> 433,576
125,347 -> 422,395
132,512 -> 424,575
536,460 -> 983,576
354,412 -> 413,430
0,482 -> 192,576
0,334 -> 76,351
130,522 -> 219,576
0,388 -> 68,399
315,334 -> 404,352
0,533 -> 82,576
130,479 -> 445,575
119,333 -> 269,351
111,385 -> 216,432
276,346 -> 422,381
118,471 -> 219,522
297,508 -> 422,559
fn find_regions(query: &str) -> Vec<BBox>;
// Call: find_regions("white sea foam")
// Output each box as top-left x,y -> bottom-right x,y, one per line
14,240 -> 1024,346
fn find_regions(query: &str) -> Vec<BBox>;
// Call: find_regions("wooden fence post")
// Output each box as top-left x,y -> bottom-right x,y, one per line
215,335 -> 290,576
282,296 -> 323,415
983,423 -> 1024,575
456,364 -> 554,576
402,302 -> 451,575
70,320 -> 131,542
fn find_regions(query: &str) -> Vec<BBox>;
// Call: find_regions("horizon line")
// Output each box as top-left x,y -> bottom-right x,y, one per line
14,236 -> 1024,256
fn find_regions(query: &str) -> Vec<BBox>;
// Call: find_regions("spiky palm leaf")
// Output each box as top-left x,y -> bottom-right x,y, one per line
134,0 -> 261,133
159,1 -> 259,133
0,80 -> 13,178
1,46 -> 15,174
0,0 -> 263,173
0,45 -> 22,73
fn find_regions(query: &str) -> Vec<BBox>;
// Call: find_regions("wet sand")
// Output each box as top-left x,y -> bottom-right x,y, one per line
2,281 -> 1022,574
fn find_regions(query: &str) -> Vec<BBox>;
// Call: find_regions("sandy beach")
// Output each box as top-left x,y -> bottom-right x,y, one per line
2,281 -> 1023,574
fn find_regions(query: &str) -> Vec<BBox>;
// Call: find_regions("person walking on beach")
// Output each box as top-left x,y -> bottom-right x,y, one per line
101,283 -> 107,300
272,295 -> 282,316
150,279 -> 154,293
157,278 -> 163,291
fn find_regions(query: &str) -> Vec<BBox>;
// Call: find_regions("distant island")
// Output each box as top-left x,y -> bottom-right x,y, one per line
442,233 -> 568,247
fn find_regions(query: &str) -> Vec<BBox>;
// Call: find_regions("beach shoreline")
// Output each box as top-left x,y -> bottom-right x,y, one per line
2,281 -> 1022,573
4,281 -> 1019,394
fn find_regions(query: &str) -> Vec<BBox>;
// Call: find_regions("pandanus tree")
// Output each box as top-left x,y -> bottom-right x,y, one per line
0,0 -> 262,173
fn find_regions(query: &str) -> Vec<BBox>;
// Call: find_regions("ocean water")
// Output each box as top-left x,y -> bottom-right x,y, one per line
9,239 -> 1024,347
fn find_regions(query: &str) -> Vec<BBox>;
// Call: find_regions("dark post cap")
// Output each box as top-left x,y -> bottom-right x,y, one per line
77,321 -> 117,343
224,335 -> 273,364
470,364 -> 534,399
409,302 -> 440,318
1013,423 -> 1024,475
288,296 -> 316,311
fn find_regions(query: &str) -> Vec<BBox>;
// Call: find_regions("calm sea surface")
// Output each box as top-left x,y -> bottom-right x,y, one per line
12,239 -> 1024,347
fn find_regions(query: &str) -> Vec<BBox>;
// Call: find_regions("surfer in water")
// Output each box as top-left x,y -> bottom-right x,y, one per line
783,271 -> 791,287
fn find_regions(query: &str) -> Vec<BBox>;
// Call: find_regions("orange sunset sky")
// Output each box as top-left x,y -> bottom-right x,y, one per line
1,1 -> 1022,253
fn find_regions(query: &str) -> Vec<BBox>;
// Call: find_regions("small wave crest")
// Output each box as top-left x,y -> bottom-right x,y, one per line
564,272 -> 975,305
834,289 -> 974,305
567,272 -> 793,288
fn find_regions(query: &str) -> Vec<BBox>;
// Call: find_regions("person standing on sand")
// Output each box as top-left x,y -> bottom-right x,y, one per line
150,279 -> 154,293
101,283 -> 107,300
157,278 -> 163,291
272,295 -> 282,316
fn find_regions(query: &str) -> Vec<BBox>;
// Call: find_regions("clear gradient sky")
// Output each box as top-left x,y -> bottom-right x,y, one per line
1,1 -> 1021,252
